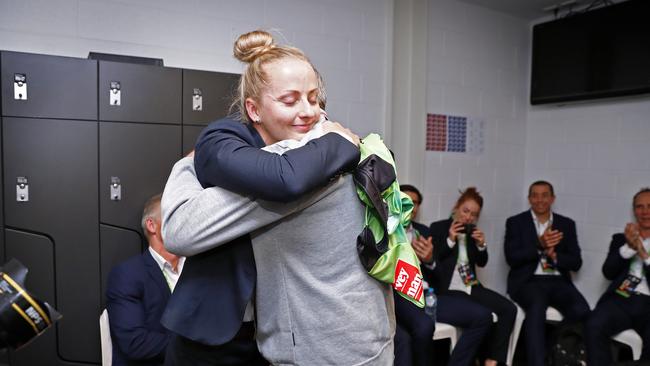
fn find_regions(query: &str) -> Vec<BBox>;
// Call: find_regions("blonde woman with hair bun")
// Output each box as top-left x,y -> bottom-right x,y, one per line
161,30 -> 394,365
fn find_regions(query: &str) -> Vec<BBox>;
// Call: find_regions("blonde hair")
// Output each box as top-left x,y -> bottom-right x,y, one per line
232,30 -> 320,122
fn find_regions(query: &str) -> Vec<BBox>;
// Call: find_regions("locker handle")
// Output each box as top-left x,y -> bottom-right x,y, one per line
14,74 -> 27,100
16,177 -> 29,202
110,177 -> 121,201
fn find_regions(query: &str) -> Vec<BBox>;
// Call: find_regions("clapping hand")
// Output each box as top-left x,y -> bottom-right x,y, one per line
540,227 -> 563,249
625,223 -> 648,260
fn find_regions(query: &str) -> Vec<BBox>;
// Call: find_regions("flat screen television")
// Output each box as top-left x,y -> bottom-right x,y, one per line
530,0 -> 650,105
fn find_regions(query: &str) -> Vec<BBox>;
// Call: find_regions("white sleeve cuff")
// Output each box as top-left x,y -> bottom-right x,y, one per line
447,237 -> 456,248
619,244 -> 637,259
477,243 -> 488,251
330,131 -> 355,144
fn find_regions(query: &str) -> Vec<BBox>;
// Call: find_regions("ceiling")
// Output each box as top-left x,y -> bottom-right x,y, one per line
455,0 -> 590,20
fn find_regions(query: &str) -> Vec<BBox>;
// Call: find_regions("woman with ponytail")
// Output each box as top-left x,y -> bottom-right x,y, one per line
429,187 -> 517,366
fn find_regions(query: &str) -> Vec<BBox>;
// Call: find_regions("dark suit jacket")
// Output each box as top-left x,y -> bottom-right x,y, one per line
599,233 -> 650,303
106,250 -> 171,366
429,218 -> 488,293
162,117 -> 360,345
504,210 -> 582,296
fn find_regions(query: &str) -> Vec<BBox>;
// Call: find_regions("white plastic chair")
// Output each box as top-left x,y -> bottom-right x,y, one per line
99,309 -> 113,366
612,328 -> 642,361
506,305 -> 562,365
546,307 -> 642,361
506,304 -> 525,365
433,321 -> 458,352
433,313 -> 497,355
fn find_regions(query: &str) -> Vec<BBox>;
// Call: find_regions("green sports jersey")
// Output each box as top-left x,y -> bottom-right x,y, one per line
354,133 -> 424,308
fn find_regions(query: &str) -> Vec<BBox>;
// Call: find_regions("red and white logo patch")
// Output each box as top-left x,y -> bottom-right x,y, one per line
393,259 -> 423,301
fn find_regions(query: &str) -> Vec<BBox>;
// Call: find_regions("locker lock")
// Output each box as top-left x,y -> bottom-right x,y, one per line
16,177 -> 29,202
192,88 -> 203,111
14,74 -> 27,100
110,81 -> 121,106
110,177 -> 121,201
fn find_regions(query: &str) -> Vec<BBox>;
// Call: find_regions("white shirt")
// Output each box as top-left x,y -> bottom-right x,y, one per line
618,236 -> 650,296
446,232 -> 486,294
531,210 -> 561,276
148,247 -> 185,292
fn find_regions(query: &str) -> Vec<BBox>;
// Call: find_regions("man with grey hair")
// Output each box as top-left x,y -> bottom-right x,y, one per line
106,194 -> 185,366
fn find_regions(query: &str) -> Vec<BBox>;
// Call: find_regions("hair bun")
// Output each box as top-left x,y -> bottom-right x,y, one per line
233,30 -> 276,63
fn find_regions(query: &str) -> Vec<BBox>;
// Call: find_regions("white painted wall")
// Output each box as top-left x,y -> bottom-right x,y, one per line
0,0 -> 392,136
420,0 -> 530,294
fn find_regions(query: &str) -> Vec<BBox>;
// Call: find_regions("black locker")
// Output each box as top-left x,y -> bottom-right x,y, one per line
0,50 -> 242,366
3,118 -> 100,364
182,69 -> 239,126
99,61 -> 182,124
99,224 -> 142,309
182,125 -> 205,155
0,52 -> 97,120
99,122 -> 182,231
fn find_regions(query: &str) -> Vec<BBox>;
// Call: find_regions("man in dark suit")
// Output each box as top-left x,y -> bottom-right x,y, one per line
394,184 -> 436,366
106,194 -> 185,366
504,180 -> 589,366
585,188 -> 650,365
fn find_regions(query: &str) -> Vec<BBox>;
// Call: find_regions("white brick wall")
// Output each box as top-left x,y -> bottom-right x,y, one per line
422,0 -> 529,294
0,0 -> 391,135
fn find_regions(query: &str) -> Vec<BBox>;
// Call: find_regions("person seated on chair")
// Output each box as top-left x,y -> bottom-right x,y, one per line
585,187 -> 650,365
504,180 -> 589,366
430,187 -> 516,366
393,184 -> 436,366
106,194 -> 185,366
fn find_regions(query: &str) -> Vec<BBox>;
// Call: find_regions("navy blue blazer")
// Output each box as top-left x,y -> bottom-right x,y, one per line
162,117 -> 360,345
106,250 -> 171,366
504,210 -> 582,296
429,218 -> 488,293
599,233 -> 650,303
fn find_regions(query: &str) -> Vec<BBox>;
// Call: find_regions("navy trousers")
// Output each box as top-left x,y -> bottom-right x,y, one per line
585,293 -> 650,366
511,276 -> 590,366
437,293 -> 492,366
393,292 -> 435,366
444,286 -> 517,363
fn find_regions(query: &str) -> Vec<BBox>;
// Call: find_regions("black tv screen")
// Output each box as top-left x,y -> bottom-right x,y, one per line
531,0 -> 650,105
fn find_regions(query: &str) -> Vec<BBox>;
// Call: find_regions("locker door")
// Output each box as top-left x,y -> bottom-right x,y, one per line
99,122 -> 181,297
99,61 -> 181,124
99,224 -> 141,309
0,118 -> 4,265
5,230 -> 56,366
3,118 -> 100,365
1,51 -> 97,120
182,69 -> 239,126
182,125 -> 205,156
99,122 -> 181,230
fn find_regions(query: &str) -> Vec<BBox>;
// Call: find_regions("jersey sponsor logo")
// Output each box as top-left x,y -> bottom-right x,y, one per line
393,259 -> 423,301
